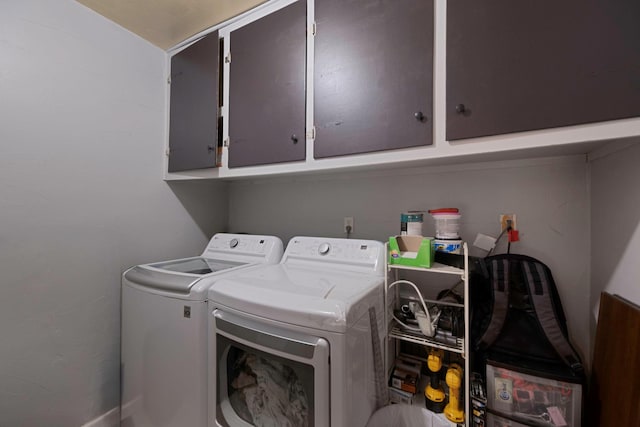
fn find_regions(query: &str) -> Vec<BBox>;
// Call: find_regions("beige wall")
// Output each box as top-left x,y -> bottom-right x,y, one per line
228,155 -> 592,363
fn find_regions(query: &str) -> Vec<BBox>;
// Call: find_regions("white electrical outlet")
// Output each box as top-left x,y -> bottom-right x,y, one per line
344,217 -> 354,233
500,214 -> 517,232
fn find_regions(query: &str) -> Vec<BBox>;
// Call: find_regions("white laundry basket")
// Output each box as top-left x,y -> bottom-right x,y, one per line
366,405 -> 451,427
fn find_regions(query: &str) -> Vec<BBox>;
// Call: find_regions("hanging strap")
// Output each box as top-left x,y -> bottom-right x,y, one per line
522,261 -> 584,375
477,258 -> 510,349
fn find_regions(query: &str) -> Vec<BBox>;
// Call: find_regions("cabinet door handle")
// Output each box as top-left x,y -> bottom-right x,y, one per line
291,134 -> 299,144
455,104 -> 467,114
414,111 -> 426,122
207,145 -> 215,152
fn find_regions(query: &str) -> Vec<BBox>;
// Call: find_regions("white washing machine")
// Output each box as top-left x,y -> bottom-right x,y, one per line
121,233 -> 284,427
207,236 -> 386,427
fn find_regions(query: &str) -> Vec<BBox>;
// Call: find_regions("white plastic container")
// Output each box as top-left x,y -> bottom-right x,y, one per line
429,209 -> 461,239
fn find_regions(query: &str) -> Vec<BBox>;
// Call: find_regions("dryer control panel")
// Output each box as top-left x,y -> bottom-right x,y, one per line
282,236 -> 384,275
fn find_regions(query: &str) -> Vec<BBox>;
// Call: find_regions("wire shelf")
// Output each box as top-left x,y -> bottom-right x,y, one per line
389,325 -> 465,355
388,262 -> 464,276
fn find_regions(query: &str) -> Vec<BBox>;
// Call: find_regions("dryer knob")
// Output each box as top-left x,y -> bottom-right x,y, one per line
318,242 -> 331,255
230,238 -> 239,249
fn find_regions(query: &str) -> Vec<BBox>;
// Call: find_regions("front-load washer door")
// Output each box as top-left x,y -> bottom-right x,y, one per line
211,309 -> 330,427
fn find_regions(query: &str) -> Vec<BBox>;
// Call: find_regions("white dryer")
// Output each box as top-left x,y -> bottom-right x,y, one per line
208,236 -> 386,427
121,233 -> 283,427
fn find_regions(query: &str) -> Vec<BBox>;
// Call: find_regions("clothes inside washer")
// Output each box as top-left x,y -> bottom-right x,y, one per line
228,350 -> 309,427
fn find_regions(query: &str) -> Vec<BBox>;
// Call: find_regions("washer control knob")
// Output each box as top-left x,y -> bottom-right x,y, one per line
229,238 -> 239,249
318,242 -> 331,256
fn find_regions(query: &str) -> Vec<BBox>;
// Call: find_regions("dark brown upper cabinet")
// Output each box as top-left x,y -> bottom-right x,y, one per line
447,1 -> 640,141
314,0 -> 434,159
227,0 -> 307,168
168,31 -> 219,172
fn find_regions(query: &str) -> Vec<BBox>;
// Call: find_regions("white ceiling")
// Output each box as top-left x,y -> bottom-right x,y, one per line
75,0 -> 266,50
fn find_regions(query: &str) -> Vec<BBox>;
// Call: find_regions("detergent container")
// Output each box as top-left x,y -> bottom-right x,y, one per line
400,211 -> 424,236
428,209 -> 461,253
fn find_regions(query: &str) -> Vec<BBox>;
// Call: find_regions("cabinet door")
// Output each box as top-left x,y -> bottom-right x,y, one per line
168,31 -> 219,172
447,1 -> 640,141
314,0 -> 433,159
228,1 -> 307,168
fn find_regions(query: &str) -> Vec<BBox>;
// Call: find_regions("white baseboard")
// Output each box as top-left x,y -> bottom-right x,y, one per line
81,406 -> 120,427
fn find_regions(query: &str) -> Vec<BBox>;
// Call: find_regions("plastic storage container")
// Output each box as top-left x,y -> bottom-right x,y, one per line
486,411 -> 529,427
428,208 -> 461,240
486,362 -> 582,427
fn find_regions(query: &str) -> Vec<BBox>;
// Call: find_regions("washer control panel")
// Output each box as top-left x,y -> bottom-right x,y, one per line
202,234 -> 284,264
284,237 -> 384,272
206,234 -> 273,254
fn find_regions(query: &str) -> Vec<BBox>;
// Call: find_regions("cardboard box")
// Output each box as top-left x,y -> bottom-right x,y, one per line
388,235 -> 434,268
389,366 -> 419,394
388,386 -> 415,405
395,354 -> 424,377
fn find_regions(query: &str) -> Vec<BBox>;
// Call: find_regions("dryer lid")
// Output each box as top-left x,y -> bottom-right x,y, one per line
209,264 -> 384,333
